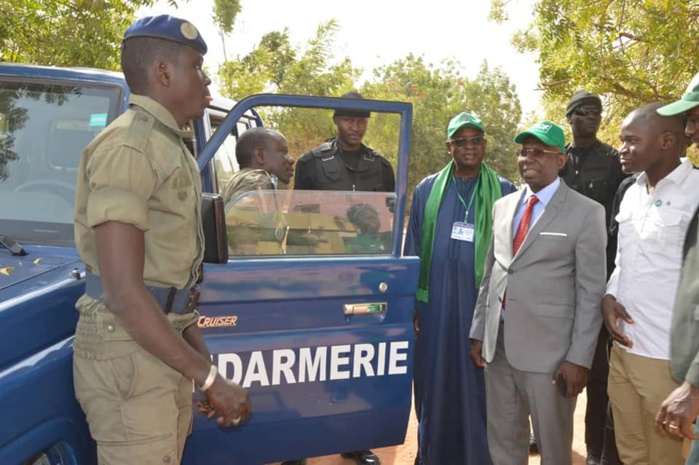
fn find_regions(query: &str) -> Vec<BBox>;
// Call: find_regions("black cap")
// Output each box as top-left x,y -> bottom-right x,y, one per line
334,91 -> 370,118
566,90 -> 602,117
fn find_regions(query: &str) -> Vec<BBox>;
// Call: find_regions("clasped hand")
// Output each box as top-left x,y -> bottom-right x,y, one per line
197,376 -> 252,428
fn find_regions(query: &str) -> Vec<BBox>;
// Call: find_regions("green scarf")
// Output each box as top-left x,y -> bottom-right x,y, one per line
416,161 -> 503,303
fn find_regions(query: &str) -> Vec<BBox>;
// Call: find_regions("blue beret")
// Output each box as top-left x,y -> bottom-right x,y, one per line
124,15 -> 207,55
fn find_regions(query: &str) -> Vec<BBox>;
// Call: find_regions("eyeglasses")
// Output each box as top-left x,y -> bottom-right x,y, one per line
573,107 -> 602,117
516,148 -> 563,158
450,135 -> 485,147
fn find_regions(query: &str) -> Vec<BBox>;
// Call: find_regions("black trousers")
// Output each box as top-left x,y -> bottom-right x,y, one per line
585,327 -> 621,464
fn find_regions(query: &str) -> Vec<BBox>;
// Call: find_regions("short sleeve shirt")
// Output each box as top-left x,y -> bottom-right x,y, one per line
74,95 -> 204,290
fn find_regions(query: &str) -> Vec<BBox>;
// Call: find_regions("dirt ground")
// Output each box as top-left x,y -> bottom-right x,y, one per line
270,391 -> 589,465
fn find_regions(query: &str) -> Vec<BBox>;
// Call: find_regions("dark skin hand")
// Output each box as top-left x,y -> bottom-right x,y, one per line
601,294 -> 634,348
553,361 -> 588,398
469,339 -> 486,368
95,221 -> 251,427
469,340 -> 586,398
655,381 -> 699,440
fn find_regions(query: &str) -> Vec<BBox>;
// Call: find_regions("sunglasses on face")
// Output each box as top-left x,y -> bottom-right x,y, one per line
516,148 -> 562,158
450,135 -> 485,147
573,107 -> 602,117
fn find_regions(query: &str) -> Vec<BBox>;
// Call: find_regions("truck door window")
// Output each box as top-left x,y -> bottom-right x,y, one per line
0,81 -> 119,245
214,105 -> 400,257
210,112 -> 257,194
225,189 -> 396,257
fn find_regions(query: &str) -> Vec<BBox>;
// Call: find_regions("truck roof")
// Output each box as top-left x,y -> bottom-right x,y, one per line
0,62 -> 236,110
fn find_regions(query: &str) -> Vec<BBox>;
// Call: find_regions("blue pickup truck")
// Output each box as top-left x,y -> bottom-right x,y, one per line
0,63 -> 419,464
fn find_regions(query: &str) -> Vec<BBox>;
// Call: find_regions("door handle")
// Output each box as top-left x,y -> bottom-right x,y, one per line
343,302 -> 387,315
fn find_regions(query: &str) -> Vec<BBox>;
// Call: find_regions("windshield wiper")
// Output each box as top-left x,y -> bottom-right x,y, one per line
0,235 -> 27,256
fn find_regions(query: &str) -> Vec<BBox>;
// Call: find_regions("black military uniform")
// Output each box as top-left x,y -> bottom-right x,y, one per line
294,138 -> 395,192
560,139 -> 625,273
559,91 -> 626,465
286,94 -> 390,465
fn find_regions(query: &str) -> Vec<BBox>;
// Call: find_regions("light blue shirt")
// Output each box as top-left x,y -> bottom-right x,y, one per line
512,177 -> 561,238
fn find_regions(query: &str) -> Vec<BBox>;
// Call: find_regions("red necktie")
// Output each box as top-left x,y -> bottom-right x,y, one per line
513,195 -> 539,255
503,195 -> 539,310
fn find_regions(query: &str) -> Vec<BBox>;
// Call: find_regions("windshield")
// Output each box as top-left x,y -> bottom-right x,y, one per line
0,80 -> 120,246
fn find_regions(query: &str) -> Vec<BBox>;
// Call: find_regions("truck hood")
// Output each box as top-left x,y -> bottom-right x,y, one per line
0,251 -> 79,291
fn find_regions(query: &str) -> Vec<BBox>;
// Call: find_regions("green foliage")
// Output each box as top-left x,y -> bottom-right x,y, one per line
2,1 -> 241,71
218,20 -> 360,158
1,0 -> 150,69
218,24 -> 522,196
213,0 -> 241,34
494,0 -> 699,144
362,56 -> 522,194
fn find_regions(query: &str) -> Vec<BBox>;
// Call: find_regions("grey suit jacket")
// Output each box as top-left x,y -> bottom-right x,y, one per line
470,181 -> 607,373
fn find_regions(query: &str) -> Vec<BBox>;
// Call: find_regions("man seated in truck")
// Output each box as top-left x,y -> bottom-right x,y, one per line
221,127 -> 300,255
72,15 -> 250,465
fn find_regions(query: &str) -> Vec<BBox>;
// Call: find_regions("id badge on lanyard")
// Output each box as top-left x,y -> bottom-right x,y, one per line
451,175 -> 477,243
451,222 -> 475,242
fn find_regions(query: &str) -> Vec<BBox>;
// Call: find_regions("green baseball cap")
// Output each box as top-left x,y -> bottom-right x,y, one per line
657,72 -> 699,116
447,112 -> 484,139
514,120 -> 566,153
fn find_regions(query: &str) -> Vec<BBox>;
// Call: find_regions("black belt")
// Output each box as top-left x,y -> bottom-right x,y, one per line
85,273 -> 199,314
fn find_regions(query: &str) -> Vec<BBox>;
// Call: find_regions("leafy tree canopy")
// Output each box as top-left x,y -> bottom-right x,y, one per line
491,0 -> 699,147
362,57 -> 522,192
219,26 -> 522,195
2,0 -> 241,70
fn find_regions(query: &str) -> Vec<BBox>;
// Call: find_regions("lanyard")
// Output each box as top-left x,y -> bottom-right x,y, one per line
453,174 -> 478,222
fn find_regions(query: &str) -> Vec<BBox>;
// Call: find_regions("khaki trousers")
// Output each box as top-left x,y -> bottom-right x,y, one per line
608,344 -> 684,465
74,345 -> 193,465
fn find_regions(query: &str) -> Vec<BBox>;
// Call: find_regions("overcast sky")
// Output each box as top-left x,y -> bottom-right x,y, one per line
140,0 -> 542,117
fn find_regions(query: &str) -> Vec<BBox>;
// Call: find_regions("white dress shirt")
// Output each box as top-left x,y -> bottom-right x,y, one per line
503,178 -> 561,319
512,177 -> 561,236
607,158 -> 699,360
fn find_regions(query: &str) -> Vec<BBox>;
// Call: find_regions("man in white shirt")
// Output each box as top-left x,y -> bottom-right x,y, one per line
602,102 -> 699,465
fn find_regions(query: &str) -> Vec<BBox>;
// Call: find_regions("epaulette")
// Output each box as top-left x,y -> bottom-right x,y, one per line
123,108 -> 155,153
310,142 -> 334,158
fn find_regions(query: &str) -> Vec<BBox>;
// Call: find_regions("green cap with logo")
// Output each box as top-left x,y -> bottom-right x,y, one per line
514,120 -> 566,153
657,72 -> 699,116
447,112 -> 484,139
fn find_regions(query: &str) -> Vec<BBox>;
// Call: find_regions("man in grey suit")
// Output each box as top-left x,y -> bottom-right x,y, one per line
469,120 -> 607,465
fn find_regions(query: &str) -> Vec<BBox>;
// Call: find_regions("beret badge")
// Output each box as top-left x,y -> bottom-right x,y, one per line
180,22 -> 199,40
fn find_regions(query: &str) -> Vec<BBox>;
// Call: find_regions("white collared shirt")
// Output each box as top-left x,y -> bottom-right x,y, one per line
606,158 -> 699,360
512,177 -> 561,237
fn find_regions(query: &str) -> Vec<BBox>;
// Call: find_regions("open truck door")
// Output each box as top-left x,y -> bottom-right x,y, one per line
186,94 -> 419,464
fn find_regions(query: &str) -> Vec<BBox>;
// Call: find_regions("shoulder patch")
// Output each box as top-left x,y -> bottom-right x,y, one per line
123,108 -> 155,153
310,142 -> 333,158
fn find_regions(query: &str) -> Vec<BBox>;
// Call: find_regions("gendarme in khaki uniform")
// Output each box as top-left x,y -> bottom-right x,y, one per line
73,95 -> 204,462
72,17 -> 207,465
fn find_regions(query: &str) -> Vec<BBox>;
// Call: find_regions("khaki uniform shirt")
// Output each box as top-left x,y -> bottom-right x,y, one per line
220,168 -> 274,208
74,94 -> 204,289
73,95 -> 204,359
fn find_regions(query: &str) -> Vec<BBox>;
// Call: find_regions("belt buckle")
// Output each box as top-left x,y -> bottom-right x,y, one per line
187,288 -> 200,313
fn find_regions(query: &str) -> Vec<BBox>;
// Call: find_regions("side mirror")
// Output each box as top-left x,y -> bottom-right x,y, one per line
201,193 -> 229,264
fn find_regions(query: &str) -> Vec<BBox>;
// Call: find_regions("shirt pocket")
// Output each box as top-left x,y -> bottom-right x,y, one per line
645,208 -> 687,258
